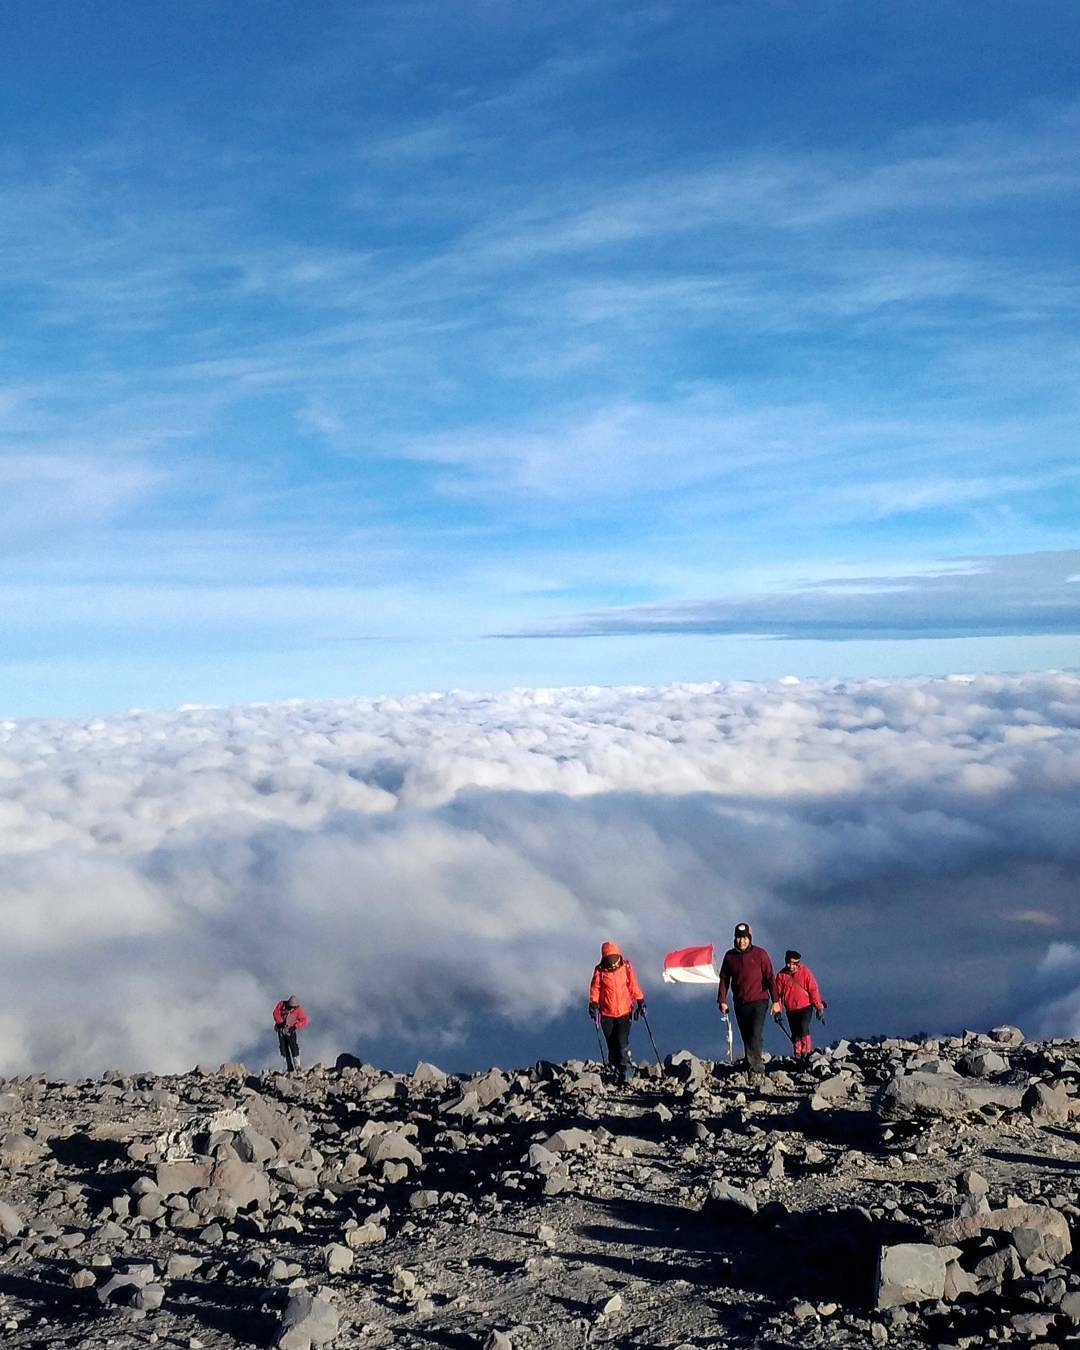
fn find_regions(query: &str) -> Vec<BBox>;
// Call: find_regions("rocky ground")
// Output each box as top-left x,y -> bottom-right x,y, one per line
0,1027 -> 1077,1349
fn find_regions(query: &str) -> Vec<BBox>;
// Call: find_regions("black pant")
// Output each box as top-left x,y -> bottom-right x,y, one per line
787,1006 -> 813,1050
601,1015 -> 633,1078
277,1027 -> 299,1071
734,998 -> 769,1073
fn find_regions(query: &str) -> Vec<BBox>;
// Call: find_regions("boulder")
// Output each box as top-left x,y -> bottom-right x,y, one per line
1022,1082 -> 1071,1125
932,1203 -> 1071,1265
468,1069 -> 510,1107
0,1199 -> 23,1236
0,1131 -> 43,1164
990,1025 -> 1024,1046
155,1161 -> 213,1196
412,1061 -> 448,1087
276,1290 -> 340,1349
543,1128 -> 593,1154
209,1157 -> 271,1209
364,1130 -> 422,1169
956,1050 -> 1008,1077
876,1070 -> 1023,1119
874,1243 -> 947,1309
702,1181 -> 758,1221
235,1126 -> 277,1166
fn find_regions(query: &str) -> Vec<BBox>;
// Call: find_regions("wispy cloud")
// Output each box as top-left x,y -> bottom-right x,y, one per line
506,551 -> 1080,642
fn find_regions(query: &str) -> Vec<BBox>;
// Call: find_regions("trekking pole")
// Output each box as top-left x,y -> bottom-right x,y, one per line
593,1014 -> 607,1067
640,1009 -> 664,1070
721,1013 -> 733,1065
773,1011 -> 795,1044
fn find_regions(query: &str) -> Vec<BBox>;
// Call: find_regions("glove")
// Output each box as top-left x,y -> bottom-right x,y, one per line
815,1008 -> 825,1023
588,1002 -> 599,1020
633,999 -> 645,1021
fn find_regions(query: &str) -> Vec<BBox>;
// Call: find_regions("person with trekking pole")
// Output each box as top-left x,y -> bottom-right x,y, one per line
588,941 -> 646,1085
273,995 -> 308,1072
717,923 -> 779,1086
775,949 -> 826,1070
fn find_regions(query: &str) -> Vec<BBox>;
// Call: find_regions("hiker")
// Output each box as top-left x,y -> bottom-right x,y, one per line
775,949 -> 826,1068
717,922 -> 779,1084
588,941 -> 646,1084
273,995 -> 308,1072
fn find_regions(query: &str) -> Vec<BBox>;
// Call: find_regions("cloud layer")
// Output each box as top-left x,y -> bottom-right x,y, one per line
1,671 -> 1078,1077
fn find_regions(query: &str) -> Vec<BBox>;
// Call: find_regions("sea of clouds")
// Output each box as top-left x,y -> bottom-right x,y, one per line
0,671 -> 1078,1078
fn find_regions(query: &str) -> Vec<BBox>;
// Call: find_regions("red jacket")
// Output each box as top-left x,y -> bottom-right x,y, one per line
273,1000 -> 308,1031
776,964 -> 824,1012
718,945 -> 777,1007
589,956 -> 644,1019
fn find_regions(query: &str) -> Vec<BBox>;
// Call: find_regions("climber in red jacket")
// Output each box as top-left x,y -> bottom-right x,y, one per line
775,950 -> 826,1067
273,995 -> 308,1072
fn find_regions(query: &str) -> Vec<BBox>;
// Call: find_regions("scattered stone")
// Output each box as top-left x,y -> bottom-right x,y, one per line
875,1244 -> 947,1309
276,1290 -> 340,1349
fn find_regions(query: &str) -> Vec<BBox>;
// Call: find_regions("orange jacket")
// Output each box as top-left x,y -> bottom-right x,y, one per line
589,947 -> 644,1018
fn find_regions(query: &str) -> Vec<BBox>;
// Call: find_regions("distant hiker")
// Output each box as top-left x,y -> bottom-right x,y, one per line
717,922 -> 779,1084
775,950 -> 826,1068
273,995 -> 308,1072
588,941 -> 646,1085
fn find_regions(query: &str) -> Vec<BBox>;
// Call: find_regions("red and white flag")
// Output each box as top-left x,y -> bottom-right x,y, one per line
662,944 -> 720,984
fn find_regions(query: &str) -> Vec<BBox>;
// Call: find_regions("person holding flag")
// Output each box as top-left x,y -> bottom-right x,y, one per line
588,941 -> 646,1084
718,923 -> 780,1085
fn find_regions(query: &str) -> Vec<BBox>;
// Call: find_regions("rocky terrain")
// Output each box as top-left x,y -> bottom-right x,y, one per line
0,1027 -> 1077,1349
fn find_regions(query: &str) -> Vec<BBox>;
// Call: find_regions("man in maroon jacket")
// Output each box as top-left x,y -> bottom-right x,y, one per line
717,922 -> 780,1083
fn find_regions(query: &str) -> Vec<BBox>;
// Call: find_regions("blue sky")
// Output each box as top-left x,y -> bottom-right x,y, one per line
3,0 -> 1078,717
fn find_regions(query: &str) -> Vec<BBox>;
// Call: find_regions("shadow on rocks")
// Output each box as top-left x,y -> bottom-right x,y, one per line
575,1194 -> 925,1308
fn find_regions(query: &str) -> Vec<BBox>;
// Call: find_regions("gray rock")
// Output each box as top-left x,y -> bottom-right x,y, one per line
702,1181 -> 758,1220
0,1131 -> 42,1164
0,1199 -> 24,1236
943,1259 -> 978,1301
242,1093 -> 308,1162
441,1090 -> 481,1119
956,1050 -> 1008,1077
973,1245 -> 1022,1292
156,1161 -> 213,1196
209,1157 -> 270,1208
273,1163 -> 320,1191
166,1254 -> 202,1278
543,1128 -> 593,1154
323,1242 -> 353,1274
990,1025 -> 1025,1046
932,1203 -> 1072,1264
876,1070 -> 1023,1119
959,1168 -> 989,1197
234,1126 -> 277,1166
345,1221 -> 385,1247
1022,1081 -> 1071,1125
666,1050 -> 707,1084
874,1243 -> 947,1309
133,1283 -> 165,1311
411,1061 -> 447,1086
468,1068 -> 510,1107
815,1073 -> 856,1102
276,1290 -> 340,1349
364,1130 -> 422,1168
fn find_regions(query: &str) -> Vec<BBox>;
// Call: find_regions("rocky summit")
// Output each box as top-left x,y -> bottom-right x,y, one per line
0,1029 -> 1077,1348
